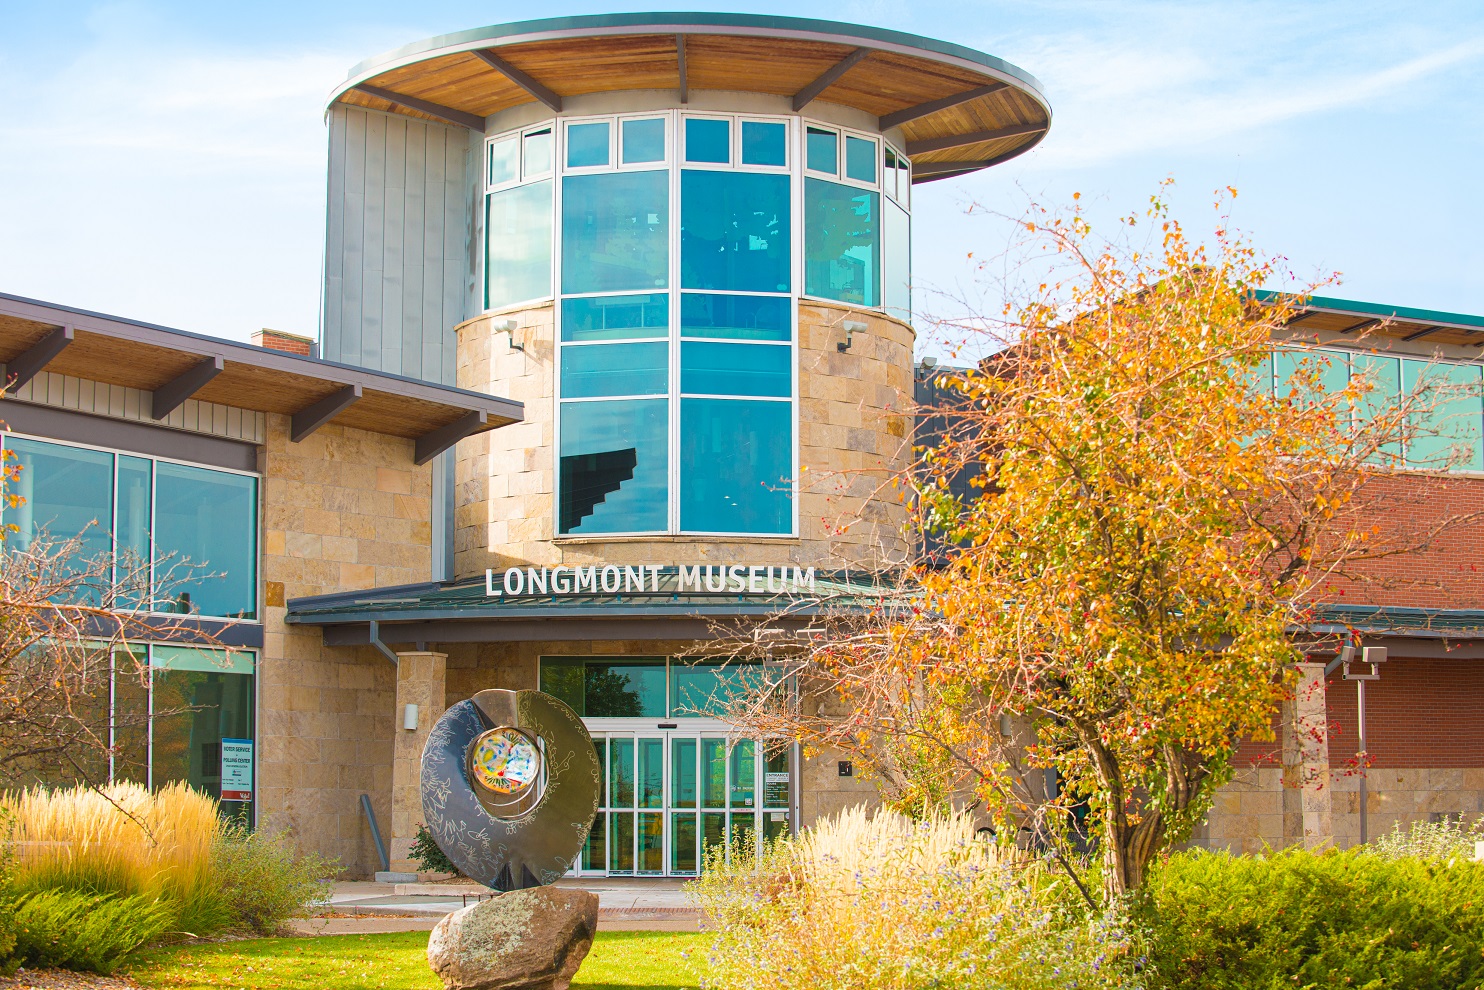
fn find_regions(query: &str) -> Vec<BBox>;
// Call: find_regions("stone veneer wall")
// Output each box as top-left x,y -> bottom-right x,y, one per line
452,301 -> 914,578
256,413 -> 433,876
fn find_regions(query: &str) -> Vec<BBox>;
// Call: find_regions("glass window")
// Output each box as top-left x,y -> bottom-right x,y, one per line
489,136 -> 518,186
562,341 -> 668,398
150,648 -> 254,815
154,463 -> 257,619
524,127 -> 553,175
806,127 -> 837,174
741,121 -> 786,167
681,293 -> 791,341
1404,360 -> 1484,471
559,398 -> 669,534
563,293 -> 668,342
804,177 -> 880,307
845,135 -> 876,184
670,660 -> 762,717
562,171 -> 669,294
115,455 -> 152,607
539,657 -> 667,717
1274,348 -> 1349,398
622,118 -> 666,165
566,121 -> 611,168
883,200 -> 911,321
682,342 -> 791,397
486,179 -> 553,308
680,398 -> 792,533
5,437 -> 113,566
883,147 -> 898,201
685,118 -> 730,164
680,170 -> 791,293
1352,353 -> 1403,464
885,146 -> 909,204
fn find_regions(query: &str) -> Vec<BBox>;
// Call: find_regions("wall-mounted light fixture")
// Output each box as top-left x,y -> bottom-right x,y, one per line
494,319 -> 524,352
838,319 -> 867,352
402,703 -> 419,731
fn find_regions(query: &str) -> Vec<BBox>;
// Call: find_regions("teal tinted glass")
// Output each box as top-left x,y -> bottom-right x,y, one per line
154,463 -> 257,619
682,342 -> 791,397
741,121 -> 786,166
115,455 -> 152,607
845,136 -> 876,183
670,661 -> 763,716
562,170 -> 668,294
681,294 -> 790,341
5,437 -> 113,568
804,177 -> 879,307
671,738 -> 697,807
806,127 -> 837,174
1403,360 -> 1483,471
680,398 -> 792,533
586,661 -> 667,717
685,118 -> 730,163
566,121 -> 610,168
151,667 -> 254,812
729,740 -> 755,809
562,293 -> 668,341
638,739 -> 664,808
559,398 -> 668,533
524,128 -> 553,174
489,136 -> 518,185
1352,353 -> 1403,464
883,200 -> 911,321
486,180 -> 553,308
539,658 -> 585,714
611,740 -> 635,805
680,170 -> 791,293
1274,348 -> 1349,398
622,118 -> 666,164
561,341 -> 668,397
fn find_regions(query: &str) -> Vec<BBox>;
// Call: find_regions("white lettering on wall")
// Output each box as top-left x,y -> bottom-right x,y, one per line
484,563 -> 823,596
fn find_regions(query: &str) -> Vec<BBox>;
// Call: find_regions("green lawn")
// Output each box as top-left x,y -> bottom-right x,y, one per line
125,930 -> 707,990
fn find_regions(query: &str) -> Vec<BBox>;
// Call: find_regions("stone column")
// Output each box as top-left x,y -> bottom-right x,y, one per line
1282,661 -> 1333,849
389,650 -> 447,875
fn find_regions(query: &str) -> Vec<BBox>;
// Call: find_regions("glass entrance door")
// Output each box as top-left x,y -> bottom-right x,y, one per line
580,727 -> 792,877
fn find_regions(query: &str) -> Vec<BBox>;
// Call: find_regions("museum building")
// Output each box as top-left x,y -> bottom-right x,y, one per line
3,13 -> 1484,878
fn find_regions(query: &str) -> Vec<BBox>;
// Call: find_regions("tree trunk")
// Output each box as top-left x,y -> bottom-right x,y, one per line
1103,809 -> 1166,899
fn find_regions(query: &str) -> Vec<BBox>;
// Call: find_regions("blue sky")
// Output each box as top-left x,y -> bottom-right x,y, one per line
1,0 -> 1481,357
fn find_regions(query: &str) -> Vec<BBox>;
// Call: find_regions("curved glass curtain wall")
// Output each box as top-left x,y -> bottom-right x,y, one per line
483,109 -> 911,536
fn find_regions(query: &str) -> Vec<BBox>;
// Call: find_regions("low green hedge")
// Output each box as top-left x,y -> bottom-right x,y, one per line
1139,846 -> 1484,990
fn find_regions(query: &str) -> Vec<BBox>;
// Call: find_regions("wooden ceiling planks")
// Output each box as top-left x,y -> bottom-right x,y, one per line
339,88 -> 452,126
493,35 -> 682,97
0,316 -> 59,364
684,35 -> 855,96
368,50 -> 531,118
1287,310 -> 1484,348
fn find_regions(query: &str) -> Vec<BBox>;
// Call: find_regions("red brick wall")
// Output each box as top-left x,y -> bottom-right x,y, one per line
1325,656 -> 1484,767
251,329 -> 314,357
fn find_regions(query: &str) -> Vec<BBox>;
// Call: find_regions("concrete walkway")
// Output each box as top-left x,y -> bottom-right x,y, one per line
307,878 -> 701,934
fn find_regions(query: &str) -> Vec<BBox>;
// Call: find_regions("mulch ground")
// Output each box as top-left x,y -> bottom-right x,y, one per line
0,970 -> 140,990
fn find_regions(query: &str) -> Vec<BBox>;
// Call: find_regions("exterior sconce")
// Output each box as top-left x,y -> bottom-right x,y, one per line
494,319 -> 524,353
998,711 -> 1013,737
403,703 -> 419,731
838,319 -> 867,352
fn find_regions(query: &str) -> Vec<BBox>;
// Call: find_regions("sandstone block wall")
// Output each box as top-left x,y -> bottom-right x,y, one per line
453,302 -> 914,579
257,414 -> 433,876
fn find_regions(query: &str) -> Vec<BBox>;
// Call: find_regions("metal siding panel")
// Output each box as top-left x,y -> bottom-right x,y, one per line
341,109 -> 368,367
384,117 -> 408,377
438,127 -> 469,386
324,107 -> 349,363
361,111 -> 387,371
401,121 -> 429,382
421,130 -> 448,384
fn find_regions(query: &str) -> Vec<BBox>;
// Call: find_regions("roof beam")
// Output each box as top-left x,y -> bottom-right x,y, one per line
792,47 -> 871,111
5,324 -> 73,390
351,83 -> 486,130
676,34 -> 688,104
291,383 -> 362,443
905,122 -> 1045,156
1402,324 -> 1446,342
151,355 -> 223,420
878,82 -> 1009,130
1339,318 -> 1382,335
470,49 -> 563,112
415,410 -> 486,466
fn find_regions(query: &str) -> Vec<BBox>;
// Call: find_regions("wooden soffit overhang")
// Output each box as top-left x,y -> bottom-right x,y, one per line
326,13 -> 1052,183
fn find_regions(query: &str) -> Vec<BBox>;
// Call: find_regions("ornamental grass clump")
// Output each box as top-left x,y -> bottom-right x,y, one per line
690,806 -> 1140,990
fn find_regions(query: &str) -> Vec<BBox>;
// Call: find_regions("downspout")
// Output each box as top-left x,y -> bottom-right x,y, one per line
368,620 -> 399,665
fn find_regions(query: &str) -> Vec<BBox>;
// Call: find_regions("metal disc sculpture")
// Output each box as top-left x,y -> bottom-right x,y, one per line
421,689 -> 600,891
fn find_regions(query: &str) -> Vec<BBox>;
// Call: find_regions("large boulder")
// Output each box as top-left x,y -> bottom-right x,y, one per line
427,886 -> 599,990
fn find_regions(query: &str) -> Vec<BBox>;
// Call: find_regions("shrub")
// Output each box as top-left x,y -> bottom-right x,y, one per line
689,805 -> 1140,990
212,821 -> 337,934
1371,814 -> 1484,861
8,890 -> 174,973
1139,846 -> 1484,989
409,821 -> 459,875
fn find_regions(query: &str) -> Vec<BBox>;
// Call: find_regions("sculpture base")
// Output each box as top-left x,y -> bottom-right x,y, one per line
427,887 -> 599,990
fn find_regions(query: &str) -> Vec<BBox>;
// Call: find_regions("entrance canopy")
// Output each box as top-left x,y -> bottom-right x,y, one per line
285,566 -> 896,648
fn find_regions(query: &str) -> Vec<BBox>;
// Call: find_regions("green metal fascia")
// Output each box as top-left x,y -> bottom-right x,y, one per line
1253,288 -> 1484,331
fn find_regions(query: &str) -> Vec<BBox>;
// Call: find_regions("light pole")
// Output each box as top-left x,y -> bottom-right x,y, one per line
1336,645 -> 1387,845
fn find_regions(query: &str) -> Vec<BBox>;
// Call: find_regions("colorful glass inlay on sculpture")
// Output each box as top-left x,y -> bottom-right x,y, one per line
470,728 -> 542,795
